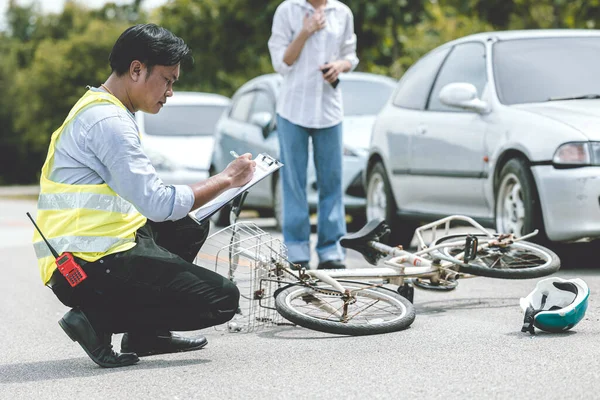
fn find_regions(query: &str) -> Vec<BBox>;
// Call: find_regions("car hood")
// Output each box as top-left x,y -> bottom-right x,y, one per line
142,135 -> 214,170
514,100 -> 600,140
342,115 -> 377,150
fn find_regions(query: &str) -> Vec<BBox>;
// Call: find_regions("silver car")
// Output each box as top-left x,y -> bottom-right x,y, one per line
211,72 -> 396,228
136,92 -> 230,185
366,29 -> 600,246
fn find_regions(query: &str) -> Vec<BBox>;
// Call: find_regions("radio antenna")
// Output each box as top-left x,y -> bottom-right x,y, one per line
26,212 -> 59,259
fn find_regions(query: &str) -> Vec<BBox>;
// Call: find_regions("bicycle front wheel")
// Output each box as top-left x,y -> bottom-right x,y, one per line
275,281 -> 415,336
431,234 -> 560,279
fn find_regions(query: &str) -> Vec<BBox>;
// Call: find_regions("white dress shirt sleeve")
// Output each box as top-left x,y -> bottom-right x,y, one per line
340,11 -> 359,71
268,4 -> 295,76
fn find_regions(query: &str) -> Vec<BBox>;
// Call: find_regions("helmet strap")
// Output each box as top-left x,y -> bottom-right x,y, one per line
521,305 -> 538,334
521,294 -> 547,334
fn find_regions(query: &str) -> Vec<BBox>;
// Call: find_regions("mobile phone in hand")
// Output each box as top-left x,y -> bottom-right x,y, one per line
321,67 -> 339,89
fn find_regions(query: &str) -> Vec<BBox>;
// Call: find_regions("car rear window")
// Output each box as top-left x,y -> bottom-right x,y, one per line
143,105 -> 227,136
342,80 -> 395,116
494,36 -> 600,105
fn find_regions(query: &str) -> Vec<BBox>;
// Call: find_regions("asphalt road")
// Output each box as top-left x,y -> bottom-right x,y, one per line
0,197 -> 599,399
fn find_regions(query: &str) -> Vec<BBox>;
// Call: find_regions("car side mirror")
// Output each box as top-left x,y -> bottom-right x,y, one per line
439,82 -> 490,114
249,111 -> 275,138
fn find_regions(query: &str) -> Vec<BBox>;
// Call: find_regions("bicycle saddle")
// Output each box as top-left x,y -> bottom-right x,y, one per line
340,218 -> 391,266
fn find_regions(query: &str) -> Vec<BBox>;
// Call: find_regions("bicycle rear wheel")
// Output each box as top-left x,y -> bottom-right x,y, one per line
431,234 -> 560,279
275,280 -> 415,336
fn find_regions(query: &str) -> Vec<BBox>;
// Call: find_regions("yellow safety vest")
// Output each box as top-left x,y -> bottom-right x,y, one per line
33,90 -> 147,284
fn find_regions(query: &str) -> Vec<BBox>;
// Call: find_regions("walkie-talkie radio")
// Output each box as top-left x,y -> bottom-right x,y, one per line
27,212 -> 87,287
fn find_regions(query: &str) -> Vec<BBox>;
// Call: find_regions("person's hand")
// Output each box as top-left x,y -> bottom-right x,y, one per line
302,8 -> 326,35
224,153 -> 256,188
320,60 -> 348,84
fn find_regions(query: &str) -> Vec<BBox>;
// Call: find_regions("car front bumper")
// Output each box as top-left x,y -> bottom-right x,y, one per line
532,165 -> 600,241
306,155 -> 367,213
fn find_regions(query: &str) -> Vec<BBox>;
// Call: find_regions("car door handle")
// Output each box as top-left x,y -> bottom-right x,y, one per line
416,126 -> 427,135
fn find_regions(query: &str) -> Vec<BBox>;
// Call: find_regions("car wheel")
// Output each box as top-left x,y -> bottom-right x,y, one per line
273,175 -> 283,232
366,162 -> 416,247
495,158 -> 546,241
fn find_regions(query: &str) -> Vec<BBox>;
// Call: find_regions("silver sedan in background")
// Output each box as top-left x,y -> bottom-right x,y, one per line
136,92 -> 230,184
366,29 -> 600,246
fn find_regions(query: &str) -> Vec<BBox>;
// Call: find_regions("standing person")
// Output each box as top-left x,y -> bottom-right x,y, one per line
32,24 -> 256,368
268,0 -> 359,270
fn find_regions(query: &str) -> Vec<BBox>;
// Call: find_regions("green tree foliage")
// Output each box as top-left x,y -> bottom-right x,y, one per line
506,0 -> 600,29
441,0 -> 600,29
155,0 -> 279,95
3,0 -> 600,183
0,34 -> 21,185
345,0 -> 425,74
13,20 -> 130,152
392,1 -> 493,77
0,1 -> 138,184
438,0 -> 515,29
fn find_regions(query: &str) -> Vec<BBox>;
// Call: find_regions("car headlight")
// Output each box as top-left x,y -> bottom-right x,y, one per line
552,142 -> 600,167
343,145 -> 368,158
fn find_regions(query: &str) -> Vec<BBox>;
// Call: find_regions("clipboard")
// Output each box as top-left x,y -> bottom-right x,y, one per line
189,153 -> 283,223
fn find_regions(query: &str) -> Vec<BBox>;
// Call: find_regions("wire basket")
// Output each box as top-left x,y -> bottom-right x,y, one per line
196,221 -> 292,333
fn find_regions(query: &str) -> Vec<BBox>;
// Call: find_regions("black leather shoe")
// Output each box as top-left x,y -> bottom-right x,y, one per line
121,331 -> 208,357
290,261 -> 309,270
317,260 -> 346,269
58,309 -> 139,368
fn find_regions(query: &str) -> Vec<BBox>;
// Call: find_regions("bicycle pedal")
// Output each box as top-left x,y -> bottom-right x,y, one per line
464,235 -> 478,262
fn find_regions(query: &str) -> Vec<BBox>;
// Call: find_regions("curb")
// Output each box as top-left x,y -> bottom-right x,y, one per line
0,185 -> 40,196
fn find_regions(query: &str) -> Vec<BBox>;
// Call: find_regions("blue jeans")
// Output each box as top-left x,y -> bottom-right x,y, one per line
277,115 -> 346,264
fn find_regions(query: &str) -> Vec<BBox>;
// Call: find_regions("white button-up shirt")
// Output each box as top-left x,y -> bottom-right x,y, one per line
268,0 -> 359,129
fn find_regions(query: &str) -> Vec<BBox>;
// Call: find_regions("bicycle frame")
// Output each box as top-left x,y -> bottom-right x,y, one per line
271,215 -> 539,292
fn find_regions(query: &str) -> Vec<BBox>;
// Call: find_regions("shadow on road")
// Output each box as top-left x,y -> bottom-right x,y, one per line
255,325 -> 353,340
505,330 -> 578,339
415,297 -> 519,316
551,241 -> 599,270
0,356 -> 211,384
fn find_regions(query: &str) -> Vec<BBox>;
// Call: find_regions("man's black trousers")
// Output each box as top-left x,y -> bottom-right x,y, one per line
49,216 -> 240,333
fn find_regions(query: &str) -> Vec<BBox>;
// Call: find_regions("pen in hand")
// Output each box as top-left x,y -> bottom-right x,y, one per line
230,151 -> 240,158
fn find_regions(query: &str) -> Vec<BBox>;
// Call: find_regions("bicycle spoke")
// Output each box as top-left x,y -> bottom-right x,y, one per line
346,299 -> 381,322
476,249 -> 545,269
300,293 -> 345,320
448,245 -> 547,270
291,289 -> 405,325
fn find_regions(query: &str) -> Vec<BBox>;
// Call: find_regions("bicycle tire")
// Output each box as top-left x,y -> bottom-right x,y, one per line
431,234 -> 560,279
274,280 -> 416,336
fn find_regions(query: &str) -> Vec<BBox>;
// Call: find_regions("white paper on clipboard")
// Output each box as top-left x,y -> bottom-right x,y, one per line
189,153 -> 283,223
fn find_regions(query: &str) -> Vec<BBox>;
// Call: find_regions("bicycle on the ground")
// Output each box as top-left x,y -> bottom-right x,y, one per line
196,197 -> 560,336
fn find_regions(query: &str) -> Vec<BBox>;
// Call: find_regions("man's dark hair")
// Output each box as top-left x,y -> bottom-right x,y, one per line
109,23 -> 192,76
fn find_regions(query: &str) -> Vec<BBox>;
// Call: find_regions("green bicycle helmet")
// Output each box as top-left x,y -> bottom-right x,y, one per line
520,277 -> 589,334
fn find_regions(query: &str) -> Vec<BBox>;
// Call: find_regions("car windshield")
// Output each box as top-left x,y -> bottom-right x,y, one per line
342,79 -> 395,116
494,37 -> 600,105
143,105 -> 227,136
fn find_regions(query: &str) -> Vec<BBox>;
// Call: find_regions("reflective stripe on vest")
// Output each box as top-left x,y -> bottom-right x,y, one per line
33,236 -> 134,259
33,89 -> 147,284
37,193 -> 139,214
